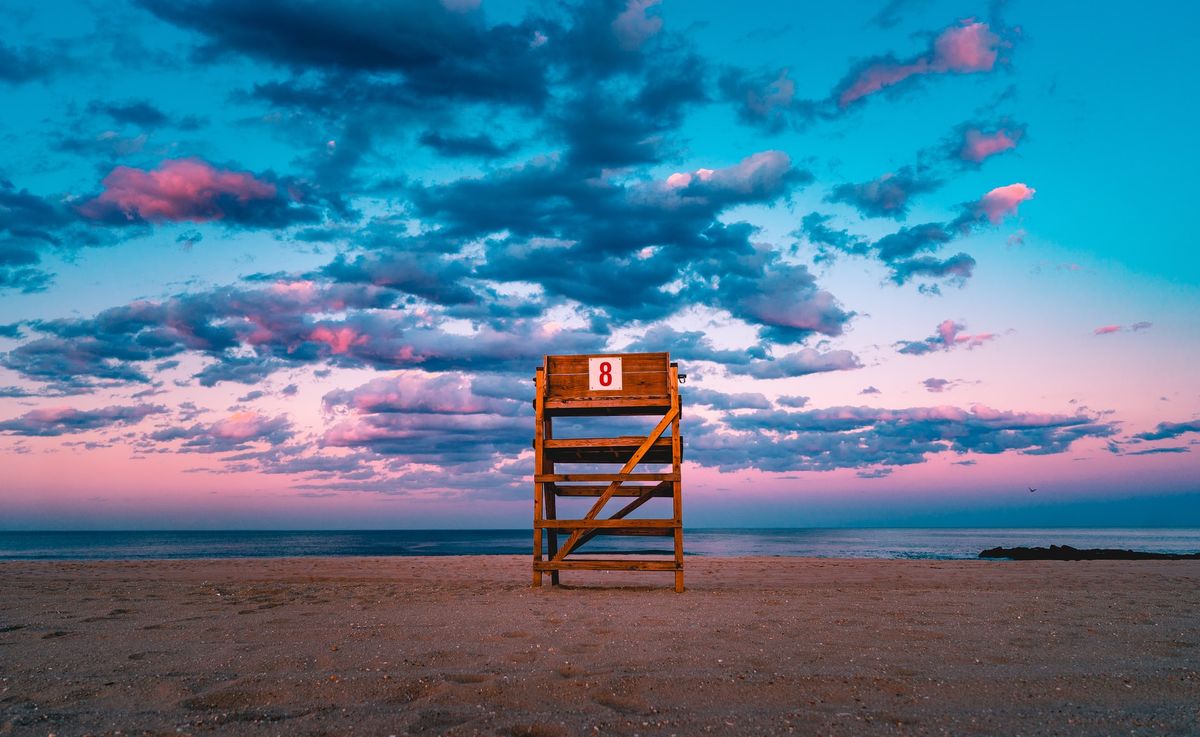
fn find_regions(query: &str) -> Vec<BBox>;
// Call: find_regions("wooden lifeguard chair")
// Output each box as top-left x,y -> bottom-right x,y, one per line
532,352 -> 684,592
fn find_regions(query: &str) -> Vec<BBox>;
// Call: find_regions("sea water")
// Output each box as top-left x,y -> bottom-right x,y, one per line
1,528 -> 1198,560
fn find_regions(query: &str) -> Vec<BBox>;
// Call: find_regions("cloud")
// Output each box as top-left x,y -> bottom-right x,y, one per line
86,99 -> 169,128
418,130 -> 515,159
141,0 -> 551,108
922,377 -> 953,393
691,404 -> 1117,473
835,21 -> 1003,108
0,404 -> 165,436
612,0 -> 662,51
731,349 -> 861,379
687,387 -> 772,410
0,41 -> 59,84
859,386 -> 882,395
77,158 -> 319,227
827,167 -> 941,220
956,123 -> 1024,164
1095,322 -> 1152,336
897,319 -> 996,355
150,411 -> 293,453
968,183 -> 1035,225
1133,420 -> 1200,442
321,371 -> 528,464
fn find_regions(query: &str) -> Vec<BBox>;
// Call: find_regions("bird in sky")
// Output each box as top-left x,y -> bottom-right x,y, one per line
1029,487 -> 1038,493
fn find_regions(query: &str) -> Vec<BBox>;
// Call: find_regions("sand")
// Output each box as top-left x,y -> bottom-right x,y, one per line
1,556 -> 1198,737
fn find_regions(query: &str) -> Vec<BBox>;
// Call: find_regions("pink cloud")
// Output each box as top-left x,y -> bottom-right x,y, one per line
612,0 -> 662,51
308,326 -> 368,355
960,127 -> 1022,163
78,158 -> 277,223
1094,325 -> 1122,335
977,183 -> 1034,223
838,21 -> 1001,107
209,411 -> 283,441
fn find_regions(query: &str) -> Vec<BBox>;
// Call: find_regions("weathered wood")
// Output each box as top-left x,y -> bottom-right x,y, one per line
544,436 -> 674,464
537,519 -> 677,529
532,366 -> 545,587
535,473 -> 678,482
552,404 -> 679,562
551,484 -> 671,497
544,398 -> 673,417
534,559 -> 681,572
532,352 -> 684,590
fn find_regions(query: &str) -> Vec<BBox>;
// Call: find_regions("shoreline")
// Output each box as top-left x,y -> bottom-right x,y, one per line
3,556 -> 1198,736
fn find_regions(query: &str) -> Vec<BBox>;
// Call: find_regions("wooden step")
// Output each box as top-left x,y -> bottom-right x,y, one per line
543,436 -> 675,464
550,484 -> 672,497
535,473 -> 679,483
543,397 -> 674,417
537,519 -> 677,529
534,559 -> 681,572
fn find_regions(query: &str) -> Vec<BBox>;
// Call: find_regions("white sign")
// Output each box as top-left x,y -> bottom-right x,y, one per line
588,356 -> 623,391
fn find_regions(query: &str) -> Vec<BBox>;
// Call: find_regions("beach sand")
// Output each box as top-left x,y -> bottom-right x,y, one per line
1,556 -> 1197,736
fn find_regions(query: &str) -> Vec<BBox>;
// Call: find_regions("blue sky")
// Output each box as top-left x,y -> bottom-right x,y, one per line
1,0 -> 1197,529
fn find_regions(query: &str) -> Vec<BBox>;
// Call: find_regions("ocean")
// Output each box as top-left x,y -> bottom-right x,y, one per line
1,528 -> 1198,560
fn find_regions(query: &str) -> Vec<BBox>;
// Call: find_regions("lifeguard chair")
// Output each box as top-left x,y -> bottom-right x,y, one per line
532,352 -> 684,592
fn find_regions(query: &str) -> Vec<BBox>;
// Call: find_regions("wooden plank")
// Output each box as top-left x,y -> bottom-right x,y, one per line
588,528 -> 674,537
552,485 -> 671,497
671,362 -> 684,593
535,473 -> 678,482
532,366 -> 545,587
534,559 -> 680,572
537,519 -> 677,529
544,435 -> 674,464
545,353 -> 670,400
544,399 -> 673,417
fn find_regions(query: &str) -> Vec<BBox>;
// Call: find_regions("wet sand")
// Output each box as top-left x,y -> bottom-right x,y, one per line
1,556 -> 1198,736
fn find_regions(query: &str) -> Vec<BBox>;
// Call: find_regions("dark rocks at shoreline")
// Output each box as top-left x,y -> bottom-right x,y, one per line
980,545 -> 1200,561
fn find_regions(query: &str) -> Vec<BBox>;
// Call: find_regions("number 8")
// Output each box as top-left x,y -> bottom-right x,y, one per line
598,361 -> 612,387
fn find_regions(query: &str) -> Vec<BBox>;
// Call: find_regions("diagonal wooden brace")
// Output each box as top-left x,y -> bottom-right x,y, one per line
556,480 -> 669,557
553,405 -> 678,562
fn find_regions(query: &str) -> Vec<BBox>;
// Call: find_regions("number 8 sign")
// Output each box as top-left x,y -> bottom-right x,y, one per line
588,356 -> 623,391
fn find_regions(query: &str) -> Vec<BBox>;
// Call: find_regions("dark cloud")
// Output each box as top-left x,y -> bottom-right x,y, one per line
140,0 -> 551,108
690,404 -> 1117,473
687,387 -> 772,410
1133,421 -> 1200,442
731,349 -> 861,379
0,267 -> 53,293
859,386 -> 881,395
827,167 -> 941,220
418,130 -> 515,159
0,404 -> 165,436
0,41 -> 59,84
799,212 -> 870,263
86,99 -> 169,127
777,395 -> 810,408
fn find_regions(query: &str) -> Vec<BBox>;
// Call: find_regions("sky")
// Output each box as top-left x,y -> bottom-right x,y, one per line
1,0 -> 1198,530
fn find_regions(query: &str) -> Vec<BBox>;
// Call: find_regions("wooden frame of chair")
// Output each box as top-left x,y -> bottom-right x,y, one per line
532,352 -> 684,592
